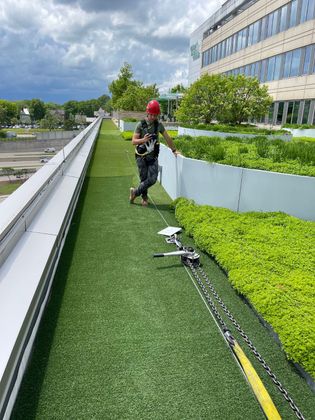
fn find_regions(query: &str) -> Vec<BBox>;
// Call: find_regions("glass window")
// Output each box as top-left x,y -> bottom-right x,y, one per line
272,10 -> 279,35
290,49 -> 301,76
301,0 -> 309,22
292,102 -> 300,124
274,54 -> 282,80
260,59 -> 267,82
212,45 -> 217,62
217,42 -> 222,60
248,23 -> 254,46
237,31 -> 242,51
253,20 -> 260,44
277,102 -> 284,124
260,16 -> 268,40
231,34 -> 236,54
206,50 -> 210,65
267,10 -> 279,37
279,4 -> 288,32
254,61 -> 261,78
289,0 -> 298,27
250,63 -> 255,76
268,103 -> 275,124
302,100 -> 311,123
302,45 -> 312,74
222,40 -> 226,58
267,13 -> 273,38
226,37 -> 231,56
286,102 -> 294,123
267,56 -> 276,81
283,51 -> 293,78
307,0 -> 315,19
243,28 -> 248,49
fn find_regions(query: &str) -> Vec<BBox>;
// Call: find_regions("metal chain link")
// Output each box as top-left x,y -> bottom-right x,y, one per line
187,261 -> 305,420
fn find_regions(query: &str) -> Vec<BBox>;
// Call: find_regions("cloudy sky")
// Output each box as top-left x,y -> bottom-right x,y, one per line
0,0 -> 222,104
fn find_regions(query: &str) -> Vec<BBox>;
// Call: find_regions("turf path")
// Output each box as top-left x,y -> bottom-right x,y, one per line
12,121 -> 314,419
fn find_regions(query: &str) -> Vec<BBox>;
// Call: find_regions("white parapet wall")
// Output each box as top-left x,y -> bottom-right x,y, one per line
119,120 -> 138,132
284,128 -> 315,138
158,144 -> 315,221
0,117 -> 102,419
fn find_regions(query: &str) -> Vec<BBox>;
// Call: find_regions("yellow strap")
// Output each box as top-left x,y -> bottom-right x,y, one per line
232,340 -> 281,420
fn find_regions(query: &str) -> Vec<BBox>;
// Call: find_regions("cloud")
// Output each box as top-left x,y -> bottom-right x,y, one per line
0,0 -> 221,103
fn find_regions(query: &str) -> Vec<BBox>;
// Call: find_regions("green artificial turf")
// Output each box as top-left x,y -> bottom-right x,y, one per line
12,120 -> 315,419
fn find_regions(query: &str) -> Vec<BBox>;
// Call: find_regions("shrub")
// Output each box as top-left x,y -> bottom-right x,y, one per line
283,123 -> 315,129
180,122 -> 287,135
173,135 -> 315,176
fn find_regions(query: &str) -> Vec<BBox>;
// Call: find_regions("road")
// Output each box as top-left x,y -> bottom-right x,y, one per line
0,151 -> 56,202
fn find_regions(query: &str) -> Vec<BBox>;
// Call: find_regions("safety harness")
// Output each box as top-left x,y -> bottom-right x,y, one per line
135,119 -> 160,159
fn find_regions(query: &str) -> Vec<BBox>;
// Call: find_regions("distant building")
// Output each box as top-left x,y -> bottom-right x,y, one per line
94,108 -> 105,117
189,0 -> 315,125
20,108 -> 31,124
75,114 -> 87,124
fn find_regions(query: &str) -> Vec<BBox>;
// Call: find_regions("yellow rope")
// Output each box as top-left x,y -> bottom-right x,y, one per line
232,340 -> 281,419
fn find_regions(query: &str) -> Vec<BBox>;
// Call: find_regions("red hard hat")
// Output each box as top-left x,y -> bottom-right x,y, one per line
146,100 -> 160,115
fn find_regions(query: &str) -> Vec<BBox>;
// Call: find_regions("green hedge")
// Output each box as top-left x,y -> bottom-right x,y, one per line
174,198 -> 315,377
173,135 -> 315,177
283,123 -> 315,129
293,137 -> 315,143
180,123 -> 287,135
123,117 -> 138,122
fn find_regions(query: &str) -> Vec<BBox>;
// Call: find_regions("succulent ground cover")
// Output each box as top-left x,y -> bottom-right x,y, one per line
174,198 -> 315,377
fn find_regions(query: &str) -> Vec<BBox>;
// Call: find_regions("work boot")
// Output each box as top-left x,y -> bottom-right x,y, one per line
141,198 -> 149,206
129,187 -> 136,203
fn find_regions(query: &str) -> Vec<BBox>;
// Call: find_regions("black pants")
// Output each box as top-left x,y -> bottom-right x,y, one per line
135,157 -> 159,199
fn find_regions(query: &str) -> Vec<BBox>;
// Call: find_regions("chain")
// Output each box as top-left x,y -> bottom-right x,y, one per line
187,261 -> 306,420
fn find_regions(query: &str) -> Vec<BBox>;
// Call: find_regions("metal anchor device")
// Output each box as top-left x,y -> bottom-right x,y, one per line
152,226 -> 305,420
153,226 -> 200,267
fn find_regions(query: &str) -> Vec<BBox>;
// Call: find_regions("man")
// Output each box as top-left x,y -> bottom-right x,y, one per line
130,100 -> 178,206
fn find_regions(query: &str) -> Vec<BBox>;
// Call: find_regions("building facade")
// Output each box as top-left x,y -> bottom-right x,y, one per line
189,0 -> 315,125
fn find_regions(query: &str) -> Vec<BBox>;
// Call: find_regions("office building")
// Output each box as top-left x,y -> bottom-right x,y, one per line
189,0 -> 315,124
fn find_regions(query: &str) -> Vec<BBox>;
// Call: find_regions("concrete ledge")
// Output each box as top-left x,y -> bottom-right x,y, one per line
0,117 -> 102,419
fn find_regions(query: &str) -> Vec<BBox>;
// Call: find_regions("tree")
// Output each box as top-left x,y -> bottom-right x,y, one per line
64,100 -> 80,119
175,74 -> 228,124
0,100 -> 18,125
218,75 -> 273,124
97,94 -> 111,108
11,117 -> 19,126
108,62 -> 138,108
0,167 -> 15,183
29,98 -> 46,121
115,83 -> 159,111
64,116 -> 76,130
170,84 -> 186,93
40,113 -> 60,129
